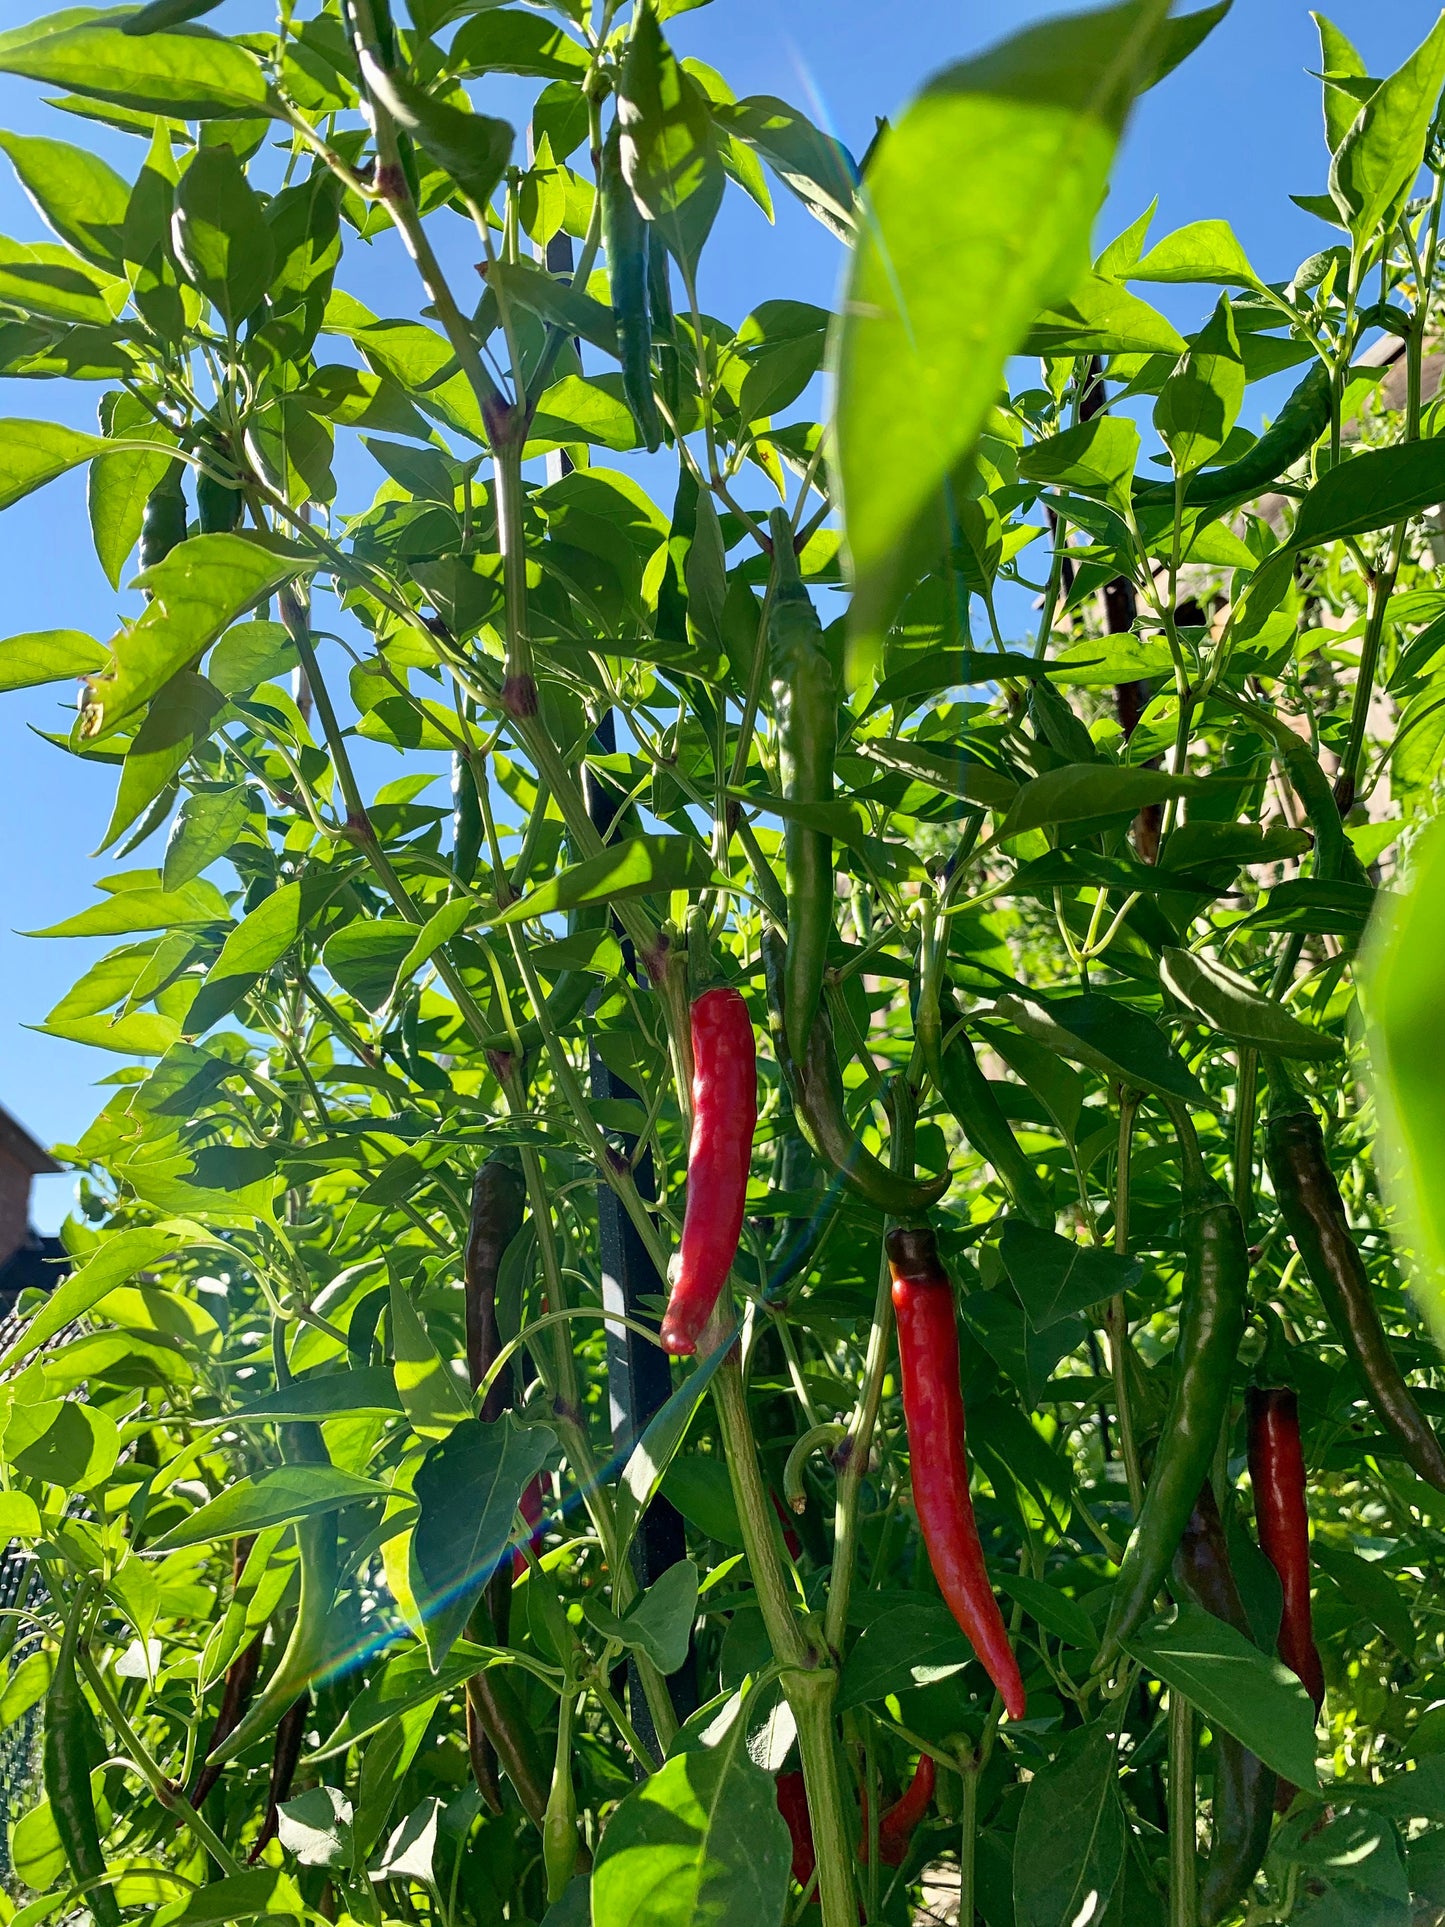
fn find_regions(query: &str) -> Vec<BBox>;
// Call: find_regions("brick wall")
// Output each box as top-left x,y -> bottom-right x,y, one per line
0,1148 -> 30,1269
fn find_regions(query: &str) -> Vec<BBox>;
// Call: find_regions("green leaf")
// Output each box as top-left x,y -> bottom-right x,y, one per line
100,670 -> 224,852
1130,217 -> 1261,285
617,1 -> 724,273
29,877 -> 227,937
0,15 -> 275,119
308,1639 -> 503,1762
89,441 -> 175,590
4,1397 -> 118,1487
1330,14 -> 1445,241
713,94 -> 857,239
997,1572 -> 1098,1651
614,1342 -> 730,1564
363,63 -> 513,219
999,763 -> 1202,840
0,234 -> 124,322
1154,294 -> 1245,475
1124,1602 -> 1319,1788
236,1368 -> 404,1423
1012,1725 -> 1125,1927
854,735 -> 1019,811
1311,1542 -> 1416,1658
1291,440 -> 1445,551
0,418 -> 102,512
1025,271 -> 1186,356
163,785 -> 252,889
172,142 -> 274,325
323,918 -> 418,1012
998,1220 -> 1141,1329
660,1454 -> 744,1548
390,1280 -> 473,1441
486,258 -> 618,356
1362,813 -> 1445,1345
410,1415 -> 557,1669
493,832 -> 723,926
188,877 -> 324,1030
1017,414 -> 1140,508
0,1222 -> 202,1373
587,1559 -> 699,1675
149,1463 -> 393,1551
1316,13 -> 1372,152
837,1600 -> 973,1709
1160,946 -> 1341,1060
0,129 -> 129,266
0,626 -> 106,691
85,532 -> 309,736
152,1871 -> 305,1927
451,8 -> 589,79
992,990 -> 1211,1108
276,1786 -> 352,1871
833,0 -> 1167,673
591,1692 -> 790,1927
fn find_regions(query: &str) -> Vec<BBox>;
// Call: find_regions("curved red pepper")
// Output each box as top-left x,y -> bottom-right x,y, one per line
1247,1385 -> 1325,1710
661,987 -> 757,1355
888,1225 -> 1026,1721
775,1769 -> 816,1888
860,1751 -> 936,1867
511,1473 -> 546,1578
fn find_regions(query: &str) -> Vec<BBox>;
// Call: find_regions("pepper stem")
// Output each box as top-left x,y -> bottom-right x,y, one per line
1168,1690 -> 1198,1927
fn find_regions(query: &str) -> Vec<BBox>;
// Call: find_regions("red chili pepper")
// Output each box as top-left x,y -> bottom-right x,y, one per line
888,1225 -> 1026,1721
512,1474 -> 546,1578
775,1769 -> 816,1888
1247,1385 -> 1325,1711
661,987 -> 757,1355
859,1752 -> 936,1867
770,1488 -> 803,1562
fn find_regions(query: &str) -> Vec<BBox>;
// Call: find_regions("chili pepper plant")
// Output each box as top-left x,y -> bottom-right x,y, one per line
6,2 -> 1445,1924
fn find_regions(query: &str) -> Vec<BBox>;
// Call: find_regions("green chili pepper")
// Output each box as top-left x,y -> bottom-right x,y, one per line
1265,1082 -> 1445,1493
1101,1108 -> 1249,1662
1134,360 -> 1330,512
768,506 -> 838,1070
1172,1482 -> 1276,1925
601,119 -> 661,453
762,927 -> 946,1217
44,1585 -> 119,1927
932,993 -> 1053,1229
765,1103 -> 840,1297
466,1154 -> 527,1418
196,433 -> 244,533
452,752 -> 483,889
139,460 -> 188,571
543,1687 -> 580,1902
646,224 -> 681,432
206,1423 -> 340,1766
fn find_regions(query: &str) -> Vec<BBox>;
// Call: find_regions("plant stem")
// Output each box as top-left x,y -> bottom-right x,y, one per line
1169,1690 -> 1198,1927
958,1748 -> 980,1927
1233,1047 -> 1258,1232
712,1356 -> 855,1927
824,1240 -> 893,1656
1108,1092 -> 1144,1514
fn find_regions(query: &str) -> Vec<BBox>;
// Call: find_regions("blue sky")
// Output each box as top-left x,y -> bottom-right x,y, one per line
0,0 -> 1438,1231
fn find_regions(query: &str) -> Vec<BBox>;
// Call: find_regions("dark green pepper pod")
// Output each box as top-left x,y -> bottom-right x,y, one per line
762,927 -> 946,1218
1102,1122 -> 1249,1661
1265,1087 -> 1445,1493
139,459 -> 188,571
767,507 -> 837,1070
1134,359 -> 1329,512
452,751 -> 483,889
44,1589 -> 120,1927
465,1154 -> 527,1416
601,119 -> 661,453
1172,1483 -> 1276,1925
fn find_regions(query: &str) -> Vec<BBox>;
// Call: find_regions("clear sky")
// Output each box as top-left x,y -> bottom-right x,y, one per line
0,0 -> 1438,1232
